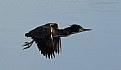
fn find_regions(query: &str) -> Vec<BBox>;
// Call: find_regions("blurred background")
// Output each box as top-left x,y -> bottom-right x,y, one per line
0,0 -> 121,70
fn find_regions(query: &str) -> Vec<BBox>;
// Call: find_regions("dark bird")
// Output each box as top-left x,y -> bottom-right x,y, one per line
23,23 -> 91,59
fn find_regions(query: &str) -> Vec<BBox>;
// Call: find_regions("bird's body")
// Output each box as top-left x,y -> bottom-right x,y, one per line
23,23 -> 91,59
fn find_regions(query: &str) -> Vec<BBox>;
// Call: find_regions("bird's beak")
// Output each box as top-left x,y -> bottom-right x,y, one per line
79,28 -> 91,32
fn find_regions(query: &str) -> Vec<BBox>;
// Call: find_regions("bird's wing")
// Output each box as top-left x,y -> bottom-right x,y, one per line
33,37 -> 61,59
53,37 -> 61,54
32,37 -> 55,59
24,23 -> 61,59
25,25 -> 51,38
52,23 -> 61,54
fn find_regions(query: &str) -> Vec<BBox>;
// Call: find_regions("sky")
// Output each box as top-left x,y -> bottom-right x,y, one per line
0,0 -> 121,70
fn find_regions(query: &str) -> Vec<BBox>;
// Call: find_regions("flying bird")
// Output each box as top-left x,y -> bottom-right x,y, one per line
23,23 -> 91,59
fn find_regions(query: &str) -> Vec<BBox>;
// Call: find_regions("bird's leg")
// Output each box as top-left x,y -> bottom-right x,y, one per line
23,40 -> 34,50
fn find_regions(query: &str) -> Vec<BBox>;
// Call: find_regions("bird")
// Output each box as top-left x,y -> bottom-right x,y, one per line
23,23 -> 91,59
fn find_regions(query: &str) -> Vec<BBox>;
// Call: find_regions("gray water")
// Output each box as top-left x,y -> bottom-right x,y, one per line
0,0 -> 121,70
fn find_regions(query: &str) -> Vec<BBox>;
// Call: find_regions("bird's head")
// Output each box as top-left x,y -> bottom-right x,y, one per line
69,24 -> 91,33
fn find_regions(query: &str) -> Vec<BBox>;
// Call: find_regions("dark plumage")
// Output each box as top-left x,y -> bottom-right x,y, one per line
23,23 -> 91,59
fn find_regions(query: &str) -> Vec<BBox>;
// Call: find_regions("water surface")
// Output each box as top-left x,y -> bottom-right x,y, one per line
0,0 -> 121,70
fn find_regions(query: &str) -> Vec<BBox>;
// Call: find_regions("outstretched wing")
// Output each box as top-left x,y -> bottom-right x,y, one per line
24,23 -> 62,59
32,37 -> 55,59
25,25 -> 51,38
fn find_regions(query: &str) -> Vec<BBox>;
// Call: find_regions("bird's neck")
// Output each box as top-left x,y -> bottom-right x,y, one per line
52,29 -> 70,37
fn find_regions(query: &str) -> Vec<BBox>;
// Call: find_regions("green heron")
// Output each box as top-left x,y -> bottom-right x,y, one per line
23,23 -> 91,59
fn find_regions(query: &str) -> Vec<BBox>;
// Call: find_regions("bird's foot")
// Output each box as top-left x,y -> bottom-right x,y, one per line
23,40 -> 34,50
